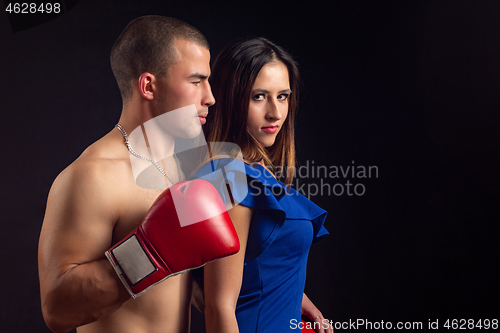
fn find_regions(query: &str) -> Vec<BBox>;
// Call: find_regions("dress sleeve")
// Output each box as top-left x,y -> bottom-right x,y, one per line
188,157 -> 249,210
190,161 -> 329,270
238,164 -> 329,262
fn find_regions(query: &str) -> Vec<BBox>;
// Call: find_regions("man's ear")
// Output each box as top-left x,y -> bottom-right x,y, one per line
138,73 -> 155,100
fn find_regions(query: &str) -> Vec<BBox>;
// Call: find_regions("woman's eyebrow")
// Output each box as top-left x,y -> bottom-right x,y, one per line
252,88 -> 270,94
251,88 -> 292,94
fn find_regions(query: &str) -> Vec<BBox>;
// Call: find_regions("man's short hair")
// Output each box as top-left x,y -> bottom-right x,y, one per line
110,16 -> 209,104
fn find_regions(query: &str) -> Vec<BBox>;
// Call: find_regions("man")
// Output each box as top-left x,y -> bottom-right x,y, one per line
38,16 -> 216,333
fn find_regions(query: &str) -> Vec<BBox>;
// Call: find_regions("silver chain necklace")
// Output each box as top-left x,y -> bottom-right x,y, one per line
115,124 -> 181,185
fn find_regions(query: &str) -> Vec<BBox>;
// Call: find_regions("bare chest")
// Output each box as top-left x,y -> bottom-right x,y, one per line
111,186 -> 164,243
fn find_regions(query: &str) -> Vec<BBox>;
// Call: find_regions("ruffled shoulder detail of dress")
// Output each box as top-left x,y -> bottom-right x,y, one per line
189,159 -> 328,262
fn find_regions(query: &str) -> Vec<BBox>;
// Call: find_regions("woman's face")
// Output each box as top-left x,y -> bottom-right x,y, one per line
247,61 -> 291,148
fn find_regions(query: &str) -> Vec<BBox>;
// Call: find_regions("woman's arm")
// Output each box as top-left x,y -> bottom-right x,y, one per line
204,204 -> 253,333
302,293 -> 334,333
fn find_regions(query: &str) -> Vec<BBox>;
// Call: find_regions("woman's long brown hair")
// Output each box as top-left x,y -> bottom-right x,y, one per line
204,37 -> 300,185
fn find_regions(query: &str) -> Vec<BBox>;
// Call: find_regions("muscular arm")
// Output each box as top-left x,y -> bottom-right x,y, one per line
203,204 -> 253,333
38,162 -> 130,333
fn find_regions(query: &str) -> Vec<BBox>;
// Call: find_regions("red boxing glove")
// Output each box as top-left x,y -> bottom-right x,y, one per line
105,179 -> 239,298
302,319 -> 317,333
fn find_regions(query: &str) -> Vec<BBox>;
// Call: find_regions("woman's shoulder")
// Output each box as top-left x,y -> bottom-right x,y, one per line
189,158 -> 328,219
242,162 -> 330,261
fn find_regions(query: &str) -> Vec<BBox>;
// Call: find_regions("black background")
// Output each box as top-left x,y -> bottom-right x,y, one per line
1,0 -> 499,332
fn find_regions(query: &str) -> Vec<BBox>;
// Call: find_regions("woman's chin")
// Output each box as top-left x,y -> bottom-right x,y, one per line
261,141 -> 275,148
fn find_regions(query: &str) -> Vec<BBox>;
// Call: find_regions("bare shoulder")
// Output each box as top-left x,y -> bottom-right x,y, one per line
48,132 -> 133,220
40,131 -> 135,274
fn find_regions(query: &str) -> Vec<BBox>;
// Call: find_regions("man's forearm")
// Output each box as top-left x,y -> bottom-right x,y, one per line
41,259 -> 130,333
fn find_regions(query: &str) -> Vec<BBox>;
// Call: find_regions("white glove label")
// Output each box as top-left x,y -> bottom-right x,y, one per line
111,234 -> 157,285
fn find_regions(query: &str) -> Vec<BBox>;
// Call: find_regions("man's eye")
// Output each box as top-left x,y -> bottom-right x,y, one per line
252,94 -> 265,101
192,81 -> 201,86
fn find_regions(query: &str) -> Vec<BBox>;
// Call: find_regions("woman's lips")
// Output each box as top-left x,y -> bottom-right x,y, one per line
261,125 -> 278,133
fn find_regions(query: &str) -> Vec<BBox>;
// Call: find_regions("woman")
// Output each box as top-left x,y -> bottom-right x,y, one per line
199,37 -> 332,333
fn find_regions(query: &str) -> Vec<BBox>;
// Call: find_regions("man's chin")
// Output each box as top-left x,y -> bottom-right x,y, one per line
177,126 -> 203,141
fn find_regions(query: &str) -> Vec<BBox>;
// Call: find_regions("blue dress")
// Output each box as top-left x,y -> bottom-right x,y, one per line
191,159 -> 328,333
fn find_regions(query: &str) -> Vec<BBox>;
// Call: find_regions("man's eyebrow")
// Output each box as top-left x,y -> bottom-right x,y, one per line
189,73 -> 209,80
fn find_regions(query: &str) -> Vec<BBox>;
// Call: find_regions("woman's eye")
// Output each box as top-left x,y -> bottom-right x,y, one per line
278,93 -> 290,101
252,94 -> 265,101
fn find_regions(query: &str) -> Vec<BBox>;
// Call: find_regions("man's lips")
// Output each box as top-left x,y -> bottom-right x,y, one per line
197,112 -> 208,125
261,125 -> 278,133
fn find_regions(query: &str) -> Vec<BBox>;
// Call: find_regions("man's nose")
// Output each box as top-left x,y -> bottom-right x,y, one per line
203,83 -> 215,107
